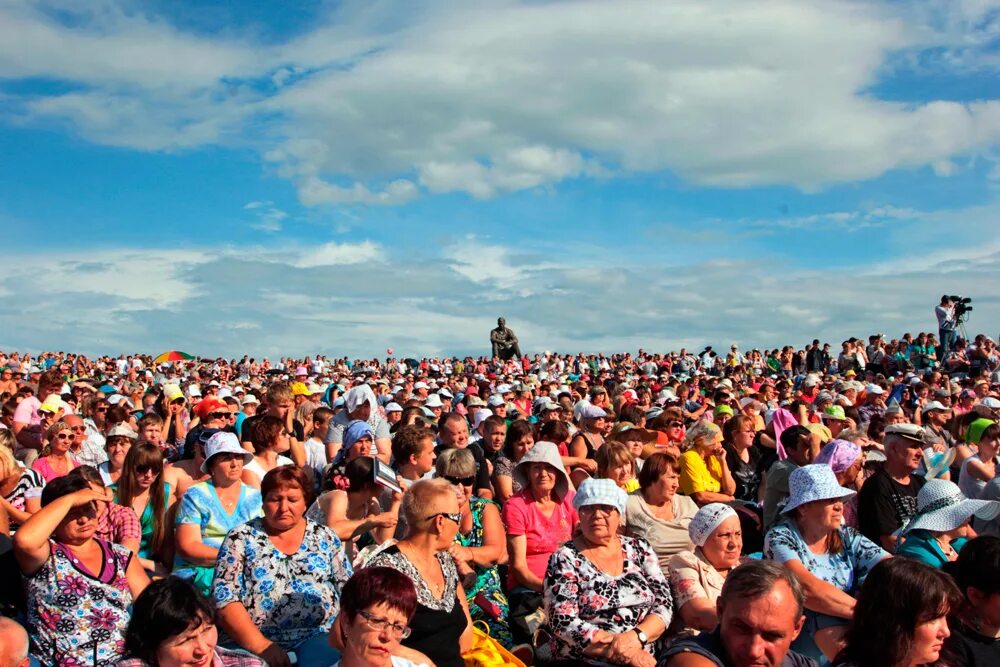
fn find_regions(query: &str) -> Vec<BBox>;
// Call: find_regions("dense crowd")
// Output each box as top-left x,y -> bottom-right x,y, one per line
1,322 -> 1000,667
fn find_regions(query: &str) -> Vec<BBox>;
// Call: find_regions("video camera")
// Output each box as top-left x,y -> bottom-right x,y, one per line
949,295 -> 973,323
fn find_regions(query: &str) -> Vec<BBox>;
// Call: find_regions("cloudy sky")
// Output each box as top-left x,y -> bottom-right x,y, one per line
1,0 -> 999,359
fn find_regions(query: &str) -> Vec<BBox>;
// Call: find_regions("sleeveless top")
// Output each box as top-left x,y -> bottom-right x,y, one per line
25,539 -> 134,667
136,482 -> 171,559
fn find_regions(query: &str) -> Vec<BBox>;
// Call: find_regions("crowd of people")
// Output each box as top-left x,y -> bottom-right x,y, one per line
1,324 -> 1000,667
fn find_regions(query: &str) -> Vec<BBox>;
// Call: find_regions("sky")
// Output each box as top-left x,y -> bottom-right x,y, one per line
1,0 -> 999,360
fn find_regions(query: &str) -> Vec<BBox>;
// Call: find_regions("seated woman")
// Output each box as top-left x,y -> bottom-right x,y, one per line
116,442 -> 179,574
896,479 -> 1000,568
625,453 -> 698,575
765,464 -> 890,662
678,421 -> 736,506
31,420 -> 80,483
98,424 -> 136,486
959,419 -> 999,500
119,576 -> 265,667
596,440 -> 640,493
832,558 -> 960,667
307,456 -> 399,564
331,567 -> 434,667
242,415 -> 294,488
492,419 -> 535,503
435,449 -> 510,646
173,431 -> 262,596
215,466 -> 352,667
568,404 -> 608,487
168,427 -> 213,498
68,466 -> 141,555
668,503 -> 743,637
945,535 -> 1000,666
327,420 -> 380,491
366,478 -> 474,667
544,478 -> 673,666
502,441 -> 578,648
0,430 -> 44,530
14,475 -> 149,666
814,439 -> 864,529
722,415 -> 762,503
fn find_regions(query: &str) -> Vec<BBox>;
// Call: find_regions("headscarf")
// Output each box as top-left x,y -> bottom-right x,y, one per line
815,439 -> 862,474
966,418 -> 996,445
688,503 -> 738,547
768,408 -> 798,460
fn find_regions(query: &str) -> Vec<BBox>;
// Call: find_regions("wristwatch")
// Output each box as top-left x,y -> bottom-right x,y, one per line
633,628 -> 648,646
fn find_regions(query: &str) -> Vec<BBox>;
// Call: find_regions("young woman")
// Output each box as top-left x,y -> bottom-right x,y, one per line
31,420 -> 80,483
116,442 -> 179,574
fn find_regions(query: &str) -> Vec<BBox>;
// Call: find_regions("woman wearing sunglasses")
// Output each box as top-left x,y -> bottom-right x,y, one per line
31,420 -> 81,483
435,449 -> 511,646
366,478 -> 473,667
116,442 -> 178,575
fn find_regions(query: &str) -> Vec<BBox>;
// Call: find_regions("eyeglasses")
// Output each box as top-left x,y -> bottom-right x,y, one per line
358,610 -> 411,638
424,511 -> 462,524
70,426 -> 87,433
443,475 -> 475,487
579,505 -> 617,517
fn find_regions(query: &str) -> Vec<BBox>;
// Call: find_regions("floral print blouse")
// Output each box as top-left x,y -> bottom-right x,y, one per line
543,536 -> 674,664
214,518 -> 353,650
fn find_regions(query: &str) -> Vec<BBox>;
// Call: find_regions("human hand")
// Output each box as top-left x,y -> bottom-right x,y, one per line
447,544 -> 473,565
608,631 -> 644,663
257,642 -> 292,667
582,459 -> 598,473
367,514 -> 398,530
70,487 -> 114,507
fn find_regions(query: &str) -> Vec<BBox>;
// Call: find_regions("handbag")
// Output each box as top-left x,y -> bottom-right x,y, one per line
463,622 -> 527,667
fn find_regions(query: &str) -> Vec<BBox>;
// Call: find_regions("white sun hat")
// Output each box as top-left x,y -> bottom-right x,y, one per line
902,479 -> 1000,534
781,464 -> 856,514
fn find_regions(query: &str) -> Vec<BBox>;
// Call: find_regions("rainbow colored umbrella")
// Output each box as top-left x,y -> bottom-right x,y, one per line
153,350 -> 195,364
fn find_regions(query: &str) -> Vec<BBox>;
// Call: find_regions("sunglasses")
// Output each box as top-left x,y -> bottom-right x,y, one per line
70,426 -> 87,433
424,511 -> 462,524
443,475 -> 475,487
95,407 -> 108,413
136,464 -> 162,476
208,412 -> 229,420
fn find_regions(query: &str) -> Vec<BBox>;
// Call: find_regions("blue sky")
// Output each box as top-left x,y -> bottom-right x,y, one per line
1,0 -> 999,359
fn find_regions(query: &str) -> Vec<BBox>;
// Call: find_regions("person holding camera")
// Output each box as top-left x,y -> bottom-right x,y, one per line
936,295 -> 957,359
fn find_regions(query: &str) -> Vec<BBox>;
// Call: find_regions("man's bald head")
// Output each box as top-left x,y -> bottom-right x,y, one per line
0,617 -> 29,667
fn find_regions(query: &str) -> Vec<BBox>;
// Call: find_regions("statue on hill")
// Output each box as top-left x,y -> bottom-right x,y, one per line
490,317 -> 522,361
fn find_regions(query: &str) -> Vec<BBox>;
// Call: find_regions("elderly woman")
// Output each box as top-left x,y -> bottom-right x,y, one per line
665,503 -> 744,638
243,415 -> 295,487
492,419 -> 535,503
307,456 -> 399,564
0,430 -> 43,530
366,478 -> 474,667
832,558 -> 960,667
765,464 -> 890,662
98,424 -> 135,485
120,576 -> 265,667
679,421 -> 736,506
502,441 -> 578,647
327,420 -> 379,491
14,475 -> 149,666
895,479 -> 1000,568
959,419 -> 999,500
173,431 -> 262,596
436,448 -> 510,646
625,453 -> 699,574
596,440 -> 640,493
331,567 -> 434,667
946,535 -> 1000,665
215,466 -> 352,667
544,478 -> 673,667
116,442 -> 178,574
31,420 -> 80,483
814,439 -> 865,529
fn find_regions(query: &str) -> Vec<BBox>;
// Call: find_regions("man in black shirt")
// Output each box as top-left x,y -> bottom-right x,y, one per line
436,412 -> 494,499
857,423 -> 927,552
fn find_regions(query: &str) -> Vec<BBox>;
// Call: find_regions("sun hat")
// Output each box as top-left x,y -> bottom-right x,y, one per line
201,431 -> 253,473
384,402 -> 403,413
689,503 -> 738,547
901,479 -> 1000,534
512,441 -> 570,499
980,397 -> 1000,410
714,404 -> 735,418
487,395 -> 506,408
782,464 -> 856,514
466,396 -> 487,408
814,439 -> 862,474
424,394 -> 444,409
106,424 -> 138,440
413,381 -> 428,390
920,400 -> 950,414
573,478 -> 627,516
965,419 -> 996,445
241,394 -> 260,405
577,403 -> 608,420
821,405 -> 847,421
438,388 -> 454,399
472,409 -> 493,429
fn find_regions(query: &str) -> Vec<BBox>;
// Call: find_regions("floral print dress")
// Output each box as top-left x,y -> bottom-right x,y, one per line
214,518 -> 353,650
543,536 -> 674,665
25,539 -> 134,667
453,496 -> 511,647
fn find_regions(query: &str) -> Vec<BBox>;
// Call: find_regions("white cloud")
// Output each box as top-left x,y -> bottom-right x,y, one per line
294,240 -> 384,268
4,1 -> 1000,201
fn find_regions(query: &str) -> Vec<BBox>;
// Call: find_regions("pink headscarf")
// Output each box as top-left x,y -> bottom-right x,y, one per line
769,408 -> 799,460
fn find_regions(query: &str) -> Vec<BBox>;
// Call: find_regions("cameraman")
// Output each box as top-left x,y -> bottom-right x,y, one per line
935,295 -> 957,359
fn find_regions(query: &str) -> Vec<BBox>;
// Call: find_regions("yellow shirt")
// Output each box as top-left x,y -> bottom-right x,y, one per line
679,450 -> 722,495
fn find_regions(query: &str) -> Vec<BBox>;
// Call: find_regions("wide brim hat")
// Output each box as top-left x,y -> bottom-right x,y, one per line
781,464 -> 856,514
608,426 -> 659,446
903,479 -> 1000,534
201,431 -> 254,473
512,441 -> 570,499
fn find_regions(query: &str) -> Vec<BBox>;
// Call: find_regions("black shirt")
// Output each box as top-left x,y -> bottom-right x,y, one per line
945,619 -> 1000,667
857,467 -> 925,545
725,443 -> 762,502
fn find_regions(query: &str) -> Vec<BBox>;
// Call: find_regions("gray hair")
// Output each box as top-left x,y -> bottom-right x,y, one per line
435,448 -> 476,478
719,560 -> 805,617
0,617 -> 29,667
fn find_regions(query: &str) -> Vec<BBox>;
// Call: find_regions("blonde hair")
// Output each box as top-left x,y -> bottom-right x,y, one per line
596,441 -> 635,477
41,420 -> 73,457
0,439 -> 18,479
401,478 -> 456,532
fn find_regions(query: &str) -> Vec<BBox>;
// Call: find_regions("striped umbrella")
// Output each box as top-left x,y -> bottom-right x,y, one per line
153,350 -> 195,364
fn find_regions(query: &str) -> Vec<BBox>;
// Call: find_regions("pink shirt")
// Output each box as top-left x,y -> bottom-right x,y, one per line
502,489 -> 577,588
13,396 -> 41,426
31,456 -> 81,483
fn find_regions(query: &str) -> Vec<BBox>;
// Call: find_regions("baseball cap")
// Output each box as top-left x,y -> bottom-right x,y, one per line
921,401 -> 950,414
